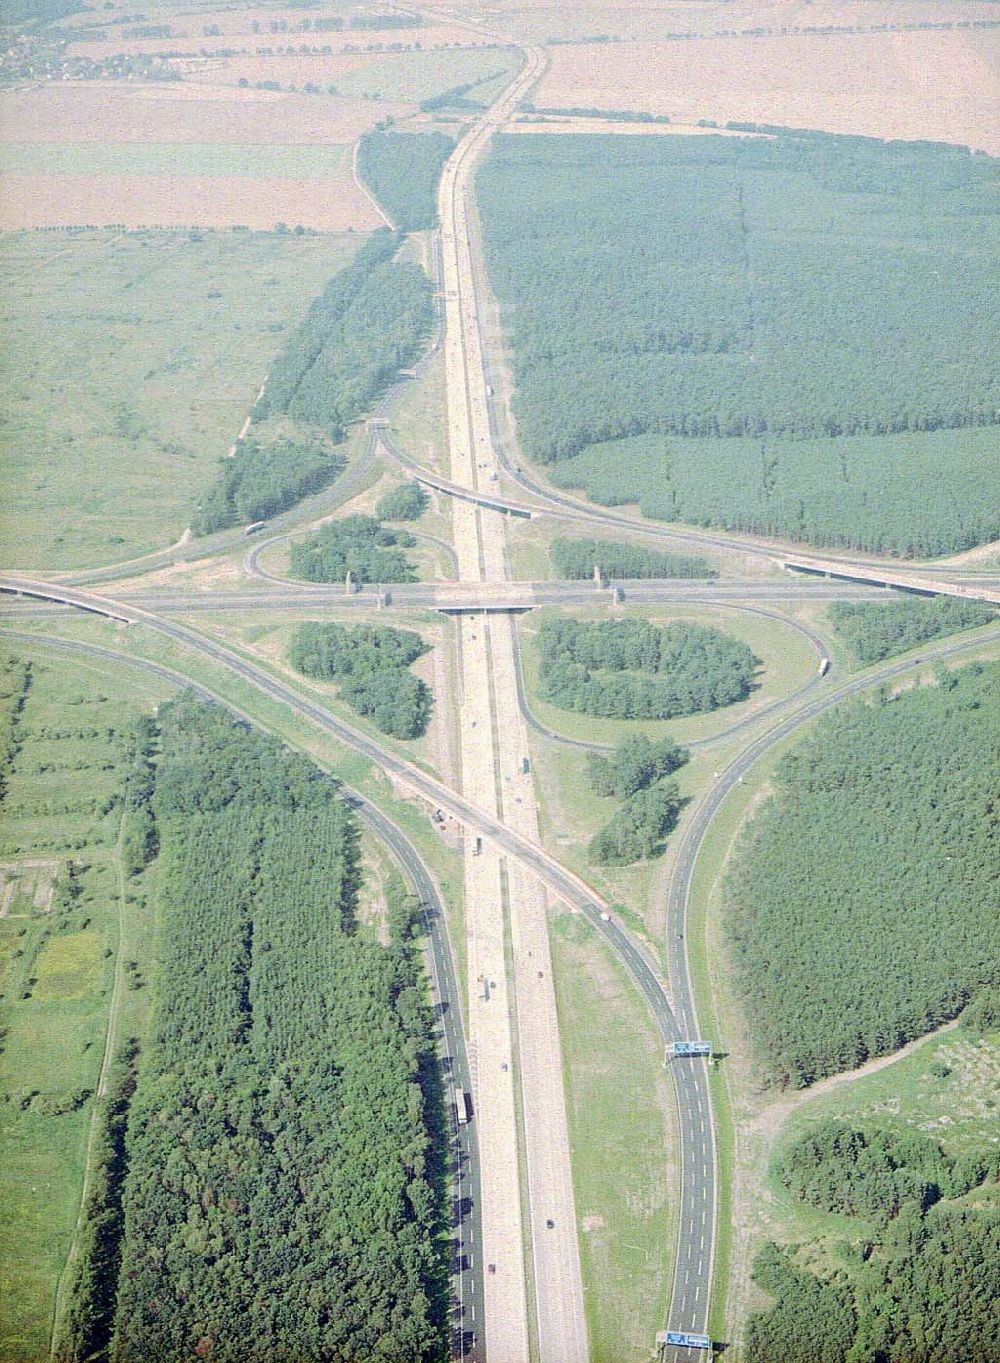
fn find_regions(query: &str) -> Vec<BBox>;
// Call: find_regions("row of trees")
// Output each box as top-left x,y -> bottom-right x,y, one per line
536,617 -> 760,719
192,438 -> 344,536
252,227 -> 433,442
477,132 -> 998,555
109,696 -> 447,1360
288,514 -> 418,585
117,715 -> 157,877
829,596 -> 996,663
0,656 -> 31,806
290,622 -> 433,740
356,131 -> 454,231
550,536 -> 714,581
725,662 -> 999,1088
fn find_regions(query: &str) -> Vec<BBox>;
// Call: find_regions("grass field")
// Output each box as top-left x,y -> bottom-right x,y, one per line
0,228 -> 361,571
550,910 -> 676,1362
0,644 -> 170,1363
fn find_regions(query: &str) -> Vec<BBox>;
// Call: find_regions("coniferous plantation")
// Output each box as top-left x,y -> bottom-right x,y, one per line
356,130 -> 455,231
288,514 -> 419,585
477,133 -> 999,555
92,697 -> 447,1362
725,662 -> 999,1089
252,227 -> 434,442
536,617 -> 760,719
290,622 -> 433,739
550,537 -> 715,580
828,596 -> 996,664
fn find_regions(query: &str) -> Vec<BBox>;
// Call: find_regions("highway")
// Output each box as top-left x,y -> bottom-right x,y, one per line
0,628 -> 486,1359
657,620 -> 1000,1356
4,45 -> 997,1363
436,38 -> 592,1361
4,575 -> 997,1363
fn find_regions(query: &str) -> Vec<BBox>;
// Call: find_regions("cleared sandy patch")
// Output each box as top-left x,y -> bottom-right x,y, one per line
537,28 -> 1000,152
0,82 -> 405,144
0,172 -> 383,230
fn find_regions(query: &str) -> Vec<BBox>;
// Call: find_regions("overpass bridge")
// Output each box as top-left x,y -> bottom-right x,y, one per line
783,556 -> 1000,606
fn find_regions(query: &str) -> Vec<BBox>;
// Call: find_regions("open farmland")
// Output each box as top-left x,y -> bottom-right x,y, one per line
0,645 -> 171,1363
0,83 -> 393,229
182,44 -> 520,102
0,228 -> 361,570
536,29 -> 1000,153
459,0 -> 1000,44
477,131 -> 1000,556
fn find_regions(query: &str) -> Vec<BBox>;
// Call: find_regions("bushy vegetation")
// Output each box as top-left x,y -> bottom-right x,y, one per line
478,132 -> 999,555
356,130 -> 454,230
253,227 -> 434,441
111,696 -> 447,1361
585,734 -> 689,865
587,733 -> 688,798
829,596 -> 996,663
749,1133 -> 1000,1362
377,481 -> 429,522
192,438 -> 344,535
536,617 -> 760,719
550,537 -> 714,580
725,662 -> 1000,1088
288,514 -> 418,585
589,780 -> 683,866
290,622 -> 432,740
775,1121 -> 997,1221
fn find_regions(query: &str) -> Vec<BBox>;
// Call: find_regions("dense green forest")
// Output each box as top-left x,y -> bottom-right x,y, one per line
550,537 -> 714,580
748,1125 -> 1000,1362
725,662 -> 999,1088
829,595 -> 996,663
356,130 -> 454,230
586,734 -> 688,864
106,696 -> 446,1361
290,622 -> 432,739
377,481 -> 429,522
192,438 -> 345,535
536,617 -> 760,719
253,227 -> 434,441
288,514 -> 418,585
477,133 -> 999,555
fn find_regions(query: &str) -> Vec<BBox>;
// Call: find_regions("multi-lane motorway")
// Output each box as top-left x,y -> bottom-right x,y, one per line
3,43 -> 999,1363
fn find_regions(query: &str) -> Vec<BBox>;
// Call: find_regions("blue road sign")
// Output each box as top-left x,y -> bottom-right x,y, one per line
672,1041 -> 712,1057
665,1331 -> 711,1349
